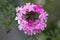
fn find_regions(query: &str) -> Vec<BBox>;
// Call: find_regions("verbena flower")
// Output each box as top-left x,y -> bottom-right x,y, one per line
15,3 -> 48,36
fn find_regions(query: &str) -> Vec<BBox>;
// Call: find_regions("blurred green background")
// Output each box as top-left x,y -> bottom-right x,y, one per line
0,0 -> 60,40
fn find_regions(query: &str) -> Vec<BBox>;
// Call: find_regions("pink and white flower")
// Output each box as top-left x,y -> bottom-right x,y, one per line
15,2 -> 48,35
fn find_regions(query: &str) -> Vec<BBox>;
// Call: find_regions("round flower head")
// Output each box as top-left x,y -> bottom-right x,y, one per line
15,3 -> 48,36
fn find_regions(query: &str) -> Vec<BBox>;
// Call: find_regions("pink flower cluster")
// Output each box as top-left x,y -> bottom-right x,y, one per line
15,3 -> 48,35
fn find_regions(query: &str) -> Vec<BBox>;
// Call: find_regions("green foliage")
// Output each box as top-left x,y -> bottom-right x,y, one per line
0,0 -> 19,33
